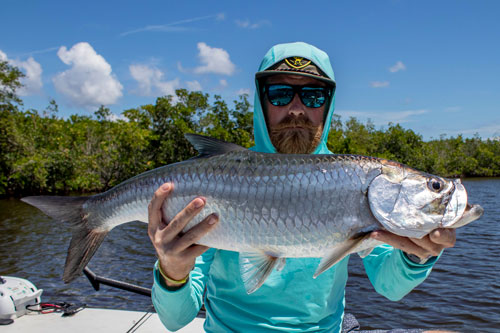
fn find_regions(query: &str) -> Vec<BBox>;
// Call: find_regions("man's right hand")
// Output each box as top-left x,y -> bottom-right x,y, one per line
148,182 -> 219,288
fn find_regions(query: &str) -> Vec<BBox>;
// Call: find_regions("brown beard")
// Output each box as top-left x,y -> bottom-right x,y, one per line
269,116 -> 323,154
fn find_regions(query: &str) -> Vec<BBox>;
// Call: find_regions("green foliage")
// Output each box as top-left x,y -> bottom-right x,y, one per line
200,94 -> 254,148
0,64 -> 498,196
0,60 -> 24,110
326,118 -> 500,178
1,89 -> 254,196
0,102 -> 156,195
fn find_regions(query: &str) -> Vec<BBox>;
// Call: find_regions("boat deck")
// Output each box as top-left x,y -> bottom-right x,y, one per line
3,308 -> 204,332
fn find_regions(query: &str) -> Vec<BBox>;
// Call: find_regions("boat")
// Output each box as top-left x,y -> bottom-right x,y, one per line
2,307 -> 205,332
0,269 -> 205,332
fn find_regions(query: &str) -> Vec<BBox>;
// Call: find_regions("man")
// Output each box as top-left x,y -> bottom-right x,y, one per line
148,42 -> 456,332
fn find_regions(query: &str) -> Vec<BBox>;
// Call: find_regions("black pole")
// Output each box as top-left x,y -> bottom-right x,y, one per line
82,266 -> 206,318
83,267 -> 151,297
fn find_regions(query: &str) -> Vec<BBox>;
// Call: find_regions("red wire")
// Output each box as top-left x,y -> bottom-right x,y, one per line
37,303 -> 63,314
41,303 -> 62,308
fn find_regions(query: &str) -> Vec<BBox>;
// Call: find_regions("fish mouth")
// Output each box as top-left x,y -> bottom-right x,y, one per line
441,179 -> 467,227
441,179 -> 484,228
449,203 -> 484,228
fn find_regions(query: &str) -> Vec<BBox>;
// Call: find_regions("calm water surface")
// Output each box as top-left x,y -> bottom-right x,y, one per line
1,179 -> 498,332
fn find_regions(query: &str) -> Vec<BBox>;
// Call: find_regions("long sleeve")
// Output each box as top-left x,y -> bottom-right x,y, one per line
151,248 -> 216,331
362,244 -> 438,301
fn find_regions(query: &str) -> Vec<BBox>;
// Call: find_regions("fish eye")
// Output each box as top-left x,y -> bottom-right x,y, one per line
428,179 -> 443,192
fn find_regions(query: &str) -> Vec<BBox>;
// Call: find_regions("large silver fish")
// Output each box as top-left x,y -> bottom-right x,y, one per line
22,134 -> 484,293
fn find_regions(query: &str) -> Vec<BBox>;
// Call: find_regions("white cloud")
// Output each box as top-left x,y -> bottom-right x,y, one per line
108,112 -> 128,122
121,14 -> 225,36
236,88 -> 251,96
129,64 -> 180,96
439,122 -> 500,138
444,106 -> 461,113
53,42 -> 123,108
186,80 -> 202,91
177,61 -> 187,73
194,42 -> 236,75
16,57 -> 43,95
19,46 -> 59,57
370,81 -> 390,88
389,61 -> 406,73
219,79 -> 228,87
0,49 -> 43,95
337,109 -> 428,125
235,19 -> 271,29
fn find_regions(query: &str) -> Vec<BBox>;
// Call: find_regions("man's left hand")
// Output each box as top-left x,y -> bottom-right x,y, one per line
370,228 -> 456,262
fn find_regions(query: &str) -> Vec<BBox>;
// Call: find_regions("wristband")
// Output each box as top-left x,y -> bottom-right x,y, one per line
404,252 -> 432,265
158,264 -> 189,285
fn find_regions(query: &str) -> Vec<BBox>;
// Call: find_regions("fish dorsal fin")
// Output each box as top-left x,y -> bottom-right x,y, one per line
239,251 -> 285,294
184,133 -> 246,158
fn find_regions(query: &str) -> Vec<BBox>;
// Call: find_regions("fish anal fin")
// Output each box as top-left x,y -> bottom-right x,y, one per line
275,257 -> 286,272
239,251 -> 284,294
314,234 -> 372,278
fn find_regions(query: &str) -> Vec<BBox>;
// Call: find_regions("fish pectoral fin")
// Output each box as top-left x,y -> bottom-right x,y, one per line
239,251 -> 284,294
314,234 -> 372,278
356,237 -> 384,258
357,247 -> 374,258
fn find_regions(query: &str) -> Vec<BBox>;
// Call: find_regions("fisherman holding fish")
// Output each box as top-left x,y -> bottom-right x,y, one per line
23,41 -> 482,332
147,42 -> 459,332
22,41 -> 482,331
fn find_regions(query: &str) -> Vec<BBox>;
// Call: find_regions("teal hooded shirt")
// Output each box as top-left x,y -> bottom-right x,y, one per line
251,42 -> 336,154
151,42 -> 438,333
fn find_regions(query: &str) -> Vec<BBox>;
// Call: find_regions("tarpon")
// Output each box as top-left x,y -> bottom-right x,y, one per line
22,134 -> 484,293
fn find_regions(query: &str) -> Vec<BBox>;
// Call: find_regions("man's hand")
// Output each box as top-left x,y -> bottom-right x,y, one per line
370,228 -> 456,262
148,182 -> 218,287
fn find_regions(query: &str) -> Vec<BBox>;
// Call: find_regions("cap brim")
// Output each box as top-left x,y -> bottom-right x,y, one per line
255,70 -> 336,87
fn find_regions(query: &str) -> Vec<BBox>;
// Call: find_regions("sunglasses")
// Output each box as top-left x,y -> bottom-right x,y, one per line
264,84 -> 334,108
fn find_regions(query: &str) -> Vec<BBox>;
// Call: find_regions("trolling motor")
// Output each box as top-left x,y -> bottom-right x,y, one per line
0,276 -> 43,324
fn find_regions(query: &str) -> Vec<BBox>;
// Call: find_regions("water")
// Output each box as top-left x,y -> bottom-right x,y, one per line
1,179 -> 498,332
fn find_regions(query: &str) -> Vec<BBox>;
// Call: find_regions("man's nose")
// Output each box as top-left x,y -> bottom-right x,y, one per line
288,94 -> 305,117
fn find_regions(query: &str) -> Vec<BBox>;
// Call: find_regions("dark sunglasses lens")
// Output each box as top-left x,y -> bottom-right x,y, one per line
300,87 -> 327,108
267,85 -> 294,106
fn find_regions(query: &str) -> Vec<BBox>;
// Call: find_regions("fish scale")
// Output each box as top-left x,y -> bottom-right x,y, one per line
21,134 -> 483,293
147,150 -> 383,257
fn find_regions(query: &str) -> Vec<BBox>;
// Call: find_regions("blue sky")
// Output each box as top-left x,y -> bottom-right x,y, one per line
1,0 -> 499,140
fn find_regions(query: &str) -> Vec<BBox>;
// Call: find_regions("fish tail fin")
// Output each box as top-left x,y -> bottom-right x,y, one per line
64,225 -> 108,283
21,196 -> 109,283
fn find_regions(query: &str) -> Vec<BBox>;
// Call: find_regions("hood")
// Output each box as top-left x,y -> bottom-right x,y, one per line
250,42 -> 336,154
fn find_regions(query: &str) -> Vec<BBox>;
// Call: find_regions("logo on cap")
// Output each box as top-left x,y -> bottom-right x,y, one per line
284,57 -> 312,69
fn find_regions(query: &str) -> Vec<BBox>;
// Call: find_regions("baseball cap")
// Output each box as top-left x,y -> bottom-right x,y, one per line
255,56 -> 335,87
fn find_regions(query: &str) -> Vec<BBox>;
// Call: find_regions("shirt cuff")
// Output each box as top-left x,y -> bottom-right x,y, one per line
400,250 -> 439,268
153,261 -> 191,293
